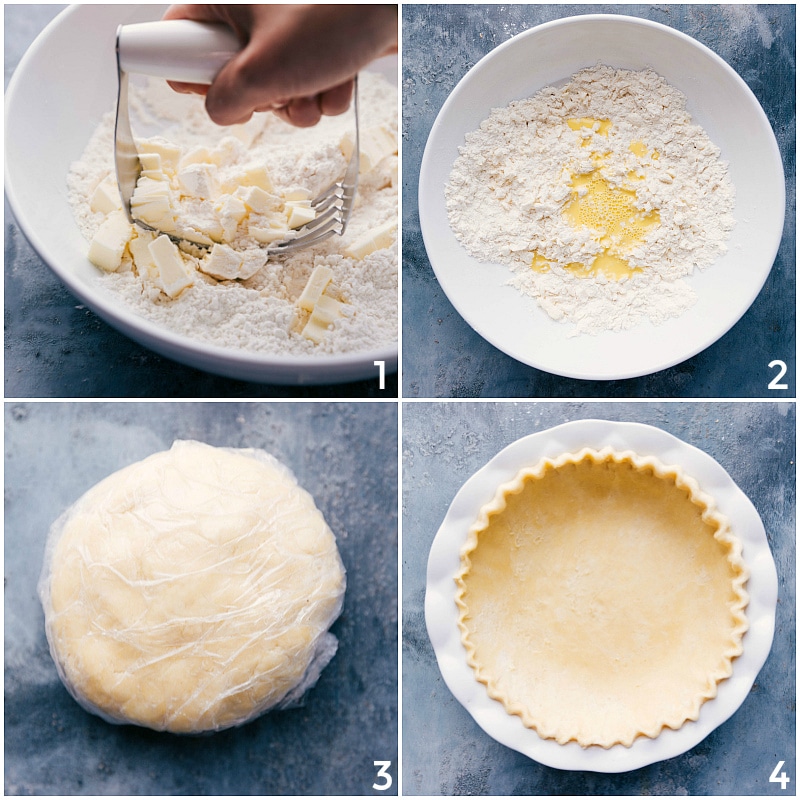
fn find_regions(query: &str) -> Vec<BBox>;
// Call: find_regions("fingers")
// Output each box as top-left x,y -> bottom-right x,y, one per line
161,4 -> 390,128
319,80 -> 354,117
166,80 -> 209,97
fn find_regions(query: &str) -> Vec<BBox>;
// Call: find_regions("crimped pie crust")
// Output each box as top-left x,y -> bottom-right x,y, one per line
455,447 -> 749,749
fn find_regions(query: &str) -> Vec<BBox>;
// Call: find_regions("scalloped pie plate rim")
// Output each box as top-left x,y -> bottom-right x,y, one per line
425,419 -> 778,773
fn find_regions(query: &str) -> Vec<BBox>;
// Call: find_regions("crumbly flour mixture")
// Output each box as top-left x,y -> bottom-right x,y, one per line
446,65 -> 736,336
68,71 -> 397,356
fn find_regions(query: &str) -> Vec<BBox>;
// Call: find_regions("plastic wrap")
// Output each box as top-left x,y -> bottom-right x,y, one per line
38,440 -> 346,733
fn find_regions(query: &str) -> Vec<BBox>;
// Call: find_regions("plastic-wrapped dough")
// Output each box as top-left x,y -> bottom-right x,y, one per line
38,440 -> 346,733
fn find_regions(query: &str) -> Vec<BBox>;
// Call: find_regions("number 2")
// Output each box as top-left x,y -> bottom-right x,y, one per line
768,360 -> 788,390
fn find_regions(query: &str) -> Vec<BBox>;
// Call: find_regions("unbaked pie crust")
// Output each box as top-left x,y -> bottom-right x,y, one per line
455,447 -> 749,749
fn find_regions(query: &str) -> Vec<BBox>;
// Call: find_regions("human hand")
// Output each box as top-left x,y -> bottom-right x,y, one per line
163,4 -> 398,128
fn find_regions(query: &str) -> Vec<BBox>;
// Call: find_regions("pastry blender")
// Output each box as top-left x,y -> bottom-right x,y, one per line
115,21 -> 359,254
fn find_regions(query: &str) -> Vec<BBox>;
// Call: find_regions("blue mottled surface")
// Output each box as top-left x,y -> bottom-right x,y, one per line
402,401 -> 795,794
5,402 -> 398,795
402,4 -> 795,398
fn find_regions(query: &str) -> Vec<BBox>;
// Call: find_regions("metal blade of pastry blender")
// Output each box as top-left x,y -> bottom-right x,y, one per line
114,21 -> 241,230
114,65 -> 139,226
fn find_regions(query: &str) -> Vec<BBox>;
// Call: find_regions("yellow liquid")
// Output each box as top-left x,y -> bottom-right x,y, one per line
531,123 -> 661,280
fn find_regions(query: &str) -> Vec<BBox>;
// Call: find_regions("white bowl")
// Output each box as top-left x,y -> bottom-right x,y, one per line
5,5 -> 398,386
419,15 -> 785,381
426,420 -> 778,772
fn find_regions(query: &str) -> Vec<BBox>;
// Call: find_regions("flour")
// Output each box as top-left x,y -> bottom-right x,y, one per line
67,71 -> 397,357
446,65 -> 736,336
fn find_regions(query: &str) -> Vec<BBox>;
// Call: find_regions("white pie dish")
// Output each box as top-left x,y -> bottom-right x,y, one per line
5,4 -> 397,386
418,14 -> 785,381
425,419 -> 778,772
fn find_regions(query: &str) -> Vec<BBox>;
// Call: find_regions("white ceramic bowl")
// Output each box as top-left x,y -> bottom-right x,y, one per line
426,420 -> 778,772
5,5 -> 398,385
419,15 -> 785,380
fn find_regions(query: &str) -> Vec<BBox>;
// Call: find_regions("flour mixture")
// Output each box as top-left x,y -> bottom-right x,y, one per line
68,71 -> 397,356
446,65 -> 735,336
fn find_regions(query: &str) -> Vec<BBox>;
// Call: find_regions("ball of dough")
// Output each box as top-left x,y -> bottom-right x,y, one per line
39,440 -> 346,733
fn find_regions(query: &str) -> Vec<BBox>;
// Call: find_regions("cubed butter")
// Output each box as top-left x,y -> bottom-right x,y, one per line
148,234 -> 194,297
214,194 -> 248,239
90,178 -> 122,215
138,137 -> 182,173
87,211 -> 134,272
286,203 -> 317,230
249,223 -> 289,244
302,295 -> 343,343
284,186 -> 312,202
345,219 -> 397,259
199,243 -> 249,281
131,193 -> 176,233
128,229 -> 158,276
341,124 -> 397,173
139,152 -> 164,180
178,163 -> 218,199
237,165 -> 274,192
236,185 -> 277,215
179,145 -> 221,169
132,176 -> 171,198
297,265 -> 334,312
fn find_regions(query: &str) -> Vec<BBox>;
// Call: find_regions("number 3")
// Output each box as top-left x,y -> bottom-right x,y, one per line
373,761 -> 393,791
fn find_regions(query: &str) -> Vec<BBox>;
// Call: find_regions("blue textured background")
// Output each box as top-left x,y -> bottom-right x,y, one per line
402,4 -> 795,398
402,401 -> 795,794
5,402 -> 398,795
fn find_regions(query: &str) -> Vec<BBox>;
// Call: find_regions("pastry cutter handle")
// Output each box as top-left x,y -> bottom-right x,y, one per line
116,20 -> 241,84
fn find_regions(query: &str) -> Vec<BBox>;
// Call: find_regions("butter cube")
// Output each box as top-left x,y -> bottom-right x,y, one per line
148,235 -> 194,297
236,185 -> 277,215
286,203 -> 317,230
132,176 -> 171,198
213,136 -> 245,167
284,186 -> 312,202
249,223 -> 289,244
302,295 -> 343,343
87,211 -> 134,272
345,219 -> 397,259
179,145 -> 220,169
199,243 -> 243,280
237,165 -> 273,192
297,265 -> 334,312
178,163 -> 218,199
341,124 -> 397,173
214,194 -> 248,240
200,244 -> 267,280
138,137 -> 182,173
90,178 -> 122,214
128,228 -> 157,276
139,152 -> 165,180
132,194 -> 176,233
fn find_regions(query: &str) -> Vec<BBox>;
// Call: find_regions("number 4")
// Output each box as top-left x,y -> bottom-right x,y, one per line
770,760 -> 791,790
373,761 -> 393,791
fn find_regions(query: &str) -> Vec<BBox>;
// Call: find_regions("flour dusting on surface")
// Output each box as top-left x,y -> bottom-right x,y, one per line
67,71 -> 397,356
446,65 -> 735,336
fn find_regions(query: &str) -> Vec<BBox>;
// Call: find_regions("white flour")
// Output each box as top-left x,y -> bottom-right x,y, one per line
67,71 -> 397,357
446,65 -> 735,336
